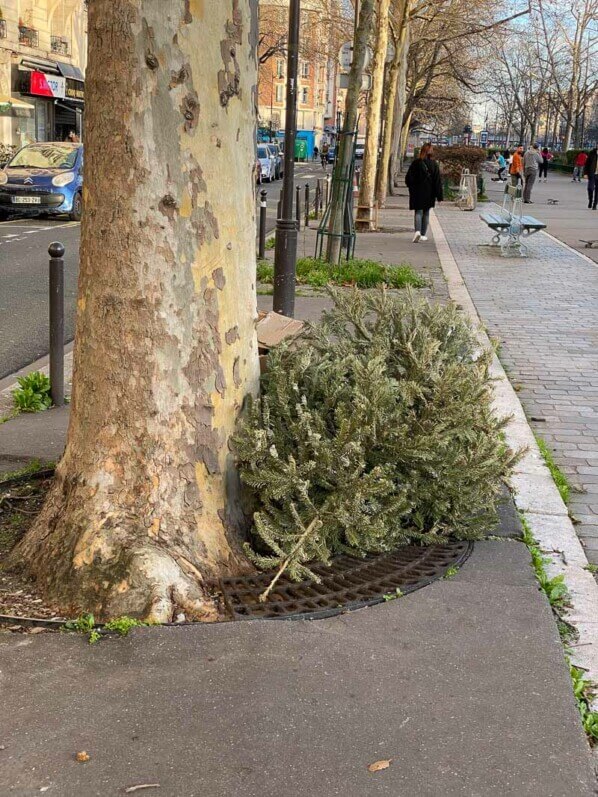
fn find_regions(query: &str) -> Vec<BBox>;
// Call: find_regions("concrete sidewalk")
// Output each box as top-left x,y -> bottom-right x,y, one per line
1,536 -> 596,796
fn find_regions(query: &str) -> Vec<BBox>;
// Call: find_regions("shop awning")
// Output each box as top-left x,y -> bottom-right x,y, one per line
0,94 -> 35,110
56,63 -> 84,82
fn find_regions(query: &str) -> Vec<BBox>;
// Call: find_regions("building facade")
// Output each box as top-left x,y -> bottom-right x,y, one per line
0,0 -> 87,151
258,0 -> 343,153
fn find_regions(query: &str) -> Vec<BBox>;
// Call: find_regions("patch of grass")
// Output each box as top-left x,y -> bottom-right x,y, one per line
584,563 -> 598,574
257,256 -> 427,290
265,236 -> 276,250
0,458 -> 48,484
12,372 -> 52,414
535,436 -> 571,504
62,613 -> 150,644
444,565 -> 460,579
383,588 -> 404,602
520,513 -> 598,745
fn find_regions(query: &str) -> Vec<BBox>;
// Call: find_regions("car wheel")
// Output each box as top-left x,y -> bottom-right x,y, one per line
69,192 -> 83,222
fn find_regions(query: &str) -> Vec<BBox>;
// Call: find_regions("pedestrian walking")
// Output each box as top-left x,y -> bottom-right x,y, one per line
573,151 -> 588,183
496,151 -> 507,182
321,141 -> 329,170
582,147 -> 598,210
539,147 -> 552,182
523,143 -> 543,204
313,145 -> 319,163
509,145 -> 524,186
405,142 -> 443,243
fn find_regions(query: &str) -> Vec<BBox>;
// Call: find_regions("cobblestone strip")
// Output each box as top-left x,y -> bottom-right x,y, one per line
434,205 -> 598,566
430,208 -> 598,705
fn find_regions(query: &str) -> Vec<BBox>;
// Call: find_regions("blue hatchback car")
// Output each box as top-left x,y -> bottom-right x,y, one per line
0,142 -> 83,221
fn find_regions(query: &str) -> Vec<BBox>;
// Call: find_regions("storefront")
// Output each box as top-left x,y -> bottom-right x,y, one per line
10,57 -> 84,145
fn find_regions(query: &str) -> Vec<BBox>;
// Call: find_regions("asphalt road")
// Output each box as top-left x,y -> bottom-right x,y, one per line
0,218 -> 81,380
0,163 -> 327,379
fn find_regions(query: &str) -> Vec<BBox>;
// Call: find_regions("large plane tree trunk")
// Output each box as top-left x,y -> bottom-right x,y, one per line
12,0 -> 261,623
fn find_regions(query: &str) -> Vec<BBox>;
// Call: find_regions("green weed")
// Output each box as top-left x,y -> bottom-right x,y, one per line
383,588 -> 404,602
584,564 -> 598,574
444,565 -> 460,579
12,372 -> 52,414
265,237 -> 276,250
535,437 -> 571,504
257,257 -> 427,290
0,459 -> 49,484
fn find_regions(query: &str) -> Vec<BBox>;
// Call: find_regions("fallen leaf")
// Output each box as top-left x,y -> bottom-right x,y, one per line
367,759 -> 392,773
124,786 -> 160,794
75,751 -> 90,763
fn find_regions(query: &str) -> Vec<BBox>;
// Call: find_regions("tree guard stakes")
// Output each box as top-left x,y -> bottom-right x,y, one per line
48,242 -> 65,407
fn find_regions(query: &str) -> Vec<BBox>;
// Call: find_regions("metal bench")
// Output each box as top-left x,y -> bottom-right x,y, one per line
480,184 -> 546,257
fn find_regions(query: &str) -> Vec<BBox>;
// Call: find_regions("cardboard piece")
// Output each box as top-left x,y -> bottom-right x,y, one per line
256,311 -> 304,352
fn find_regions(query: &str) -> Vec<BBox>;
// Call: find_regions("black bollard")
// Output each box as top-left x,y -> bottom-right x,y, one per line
295,184 -> 301,230
48,242 -> 65,407
314,180 -> 321,220
304,183 -> 310,227
258,189 -> 268,259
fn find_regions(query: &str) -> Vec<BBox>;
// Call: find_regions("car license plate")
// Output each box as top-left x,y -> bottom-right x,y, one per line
12,196 -> 41,204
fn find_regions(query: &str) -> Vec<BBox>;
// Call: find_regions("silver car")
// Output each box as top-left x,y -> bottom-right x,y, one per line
257,144 -> 275,182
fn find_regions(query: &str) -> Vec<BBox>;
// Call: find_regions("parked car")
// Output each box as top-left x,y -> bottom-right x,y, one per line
355,142 -> 365,159
0,142 -> 83,221
327,146 -> 336,164
257,144 -> 275,183
267,142 -> 284,180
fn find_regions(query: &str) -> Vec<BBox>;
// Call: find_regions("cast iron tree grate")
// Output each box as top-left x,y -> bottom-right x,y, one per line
220,541 -> 473,621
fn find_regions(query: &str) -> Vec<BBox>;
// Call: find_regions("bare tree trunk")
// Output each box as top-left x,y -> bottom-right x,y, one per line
356,0 -> 392,231
376,2 -> 408,206
325,0 -> 375,263
399,110 -> 412,161
12,0 -> 261,623
388,19 -> 409,194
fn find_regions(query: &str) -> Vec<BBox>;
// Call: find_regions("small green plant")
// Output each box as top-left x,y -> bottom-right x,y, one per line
103,616 -> 148,636
570,662 -> 598,743
535,437 -> 571,504
63,613 -> 95,634
12,372 -> 52,414
0,458 -> 49,484
444,565 -> 459,579
520,516 -> 570,610
584,563 -> 598,574
383,588 -> 404,602
265,236 -> 276,250
257,257 -> 427,290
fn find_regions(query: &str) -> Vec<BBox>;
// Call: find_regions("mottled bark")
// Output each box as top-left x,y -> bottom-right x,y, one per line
388,19 -> 409,194
356,0 -> 391,231
12,0 -> 261,623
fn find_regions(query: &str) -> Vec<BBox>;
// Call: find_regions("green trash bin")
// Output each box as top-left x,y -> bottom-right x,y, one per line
295,139 -> 308,162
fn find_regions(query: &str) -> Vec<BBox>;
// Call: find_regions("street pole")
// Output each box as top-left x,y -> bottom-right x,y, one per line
48,242 -> 65,407
273,0 -> 300,318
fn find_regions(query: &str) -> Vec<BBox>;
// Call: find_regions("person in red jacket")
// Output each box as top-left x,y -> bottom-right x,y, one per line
573,151 -> 587,182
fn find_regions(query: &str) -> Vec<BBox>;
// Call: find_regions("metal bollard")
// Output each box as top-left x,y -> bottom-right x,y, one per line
314,180 -> 321,220
277,188 -> 283,221
304,184 -> 310,228
295,185 -> 301,230
258,189 -> 267,259
48,242 -> 65,407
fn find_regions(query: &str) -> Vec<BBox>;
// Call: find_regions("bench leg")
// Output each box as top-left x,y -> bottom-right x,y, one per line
501,233 -> 528,258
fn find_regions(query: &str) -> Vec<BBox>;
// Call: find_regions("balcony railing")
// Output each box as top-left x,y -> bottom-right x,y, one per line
0,20 -> 7,40
19,26 -> 39,48
51,35 -> 69,56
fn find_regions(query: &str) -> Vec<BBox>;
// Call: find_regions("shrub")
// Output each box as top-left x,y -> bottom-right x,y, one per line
257,257 -> 427,290
436,146 -> 487,183
12,372 -> 52,413
235,290 -> 517,582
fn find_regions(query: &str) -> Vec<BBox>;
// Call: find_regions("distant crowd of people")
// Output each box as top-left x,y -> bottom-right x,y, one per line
491,144 -> 598,208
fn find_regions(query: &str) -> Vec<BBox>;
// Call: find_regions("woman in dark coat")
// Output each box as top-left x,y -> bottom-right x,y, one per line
405,142 -> 443,242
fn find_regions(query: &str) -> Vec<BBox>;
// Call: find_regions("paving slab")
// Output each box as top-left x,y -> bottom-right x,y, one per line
0,539 -> 595,797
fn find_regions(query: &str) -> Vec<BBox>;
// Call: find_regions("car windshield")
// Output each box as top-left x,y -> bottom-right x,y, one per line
257,146 -> 269,158
9,145 -> 79,170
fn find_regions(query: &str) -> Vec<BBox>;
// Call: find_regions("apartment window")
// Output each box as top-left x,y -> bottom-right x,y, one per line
275,84 -> 284,103
276,60 -> 284,79
301,87 -> 309,104
301,62 -> 309,79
